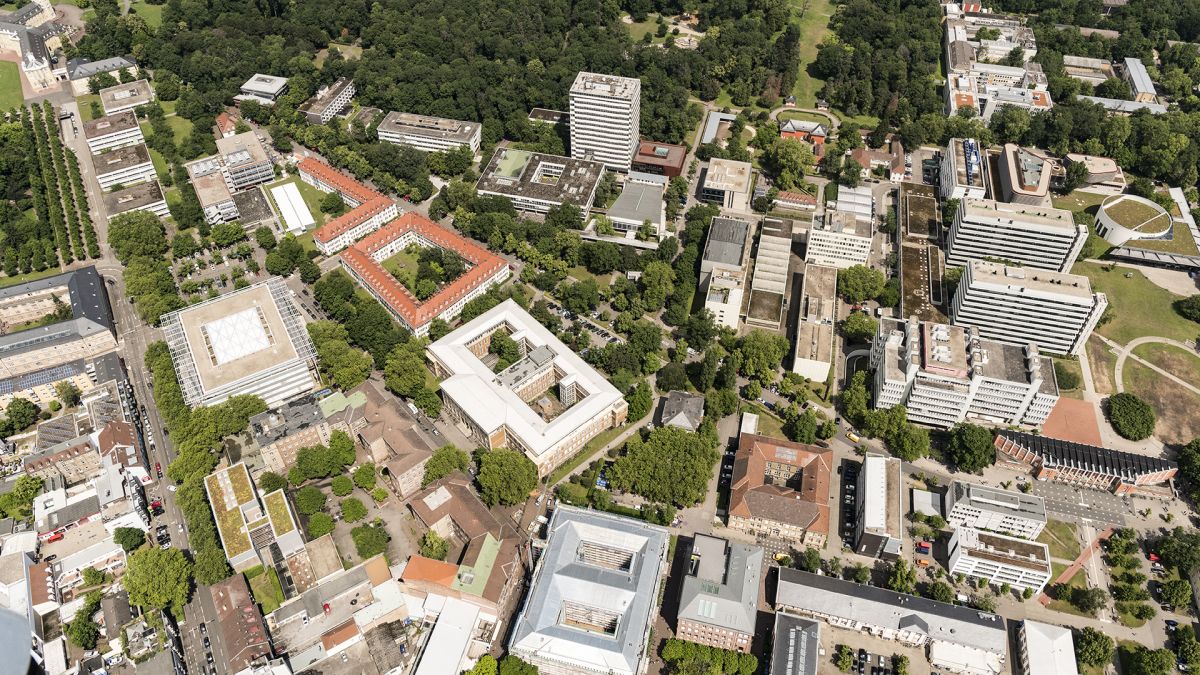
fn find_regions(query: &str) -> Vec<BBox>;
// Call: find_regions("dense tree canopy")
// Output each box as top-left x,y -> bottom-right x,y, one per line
610,426 -> 719,506
1106,393 -> 1157,441
477,450 -> 539,506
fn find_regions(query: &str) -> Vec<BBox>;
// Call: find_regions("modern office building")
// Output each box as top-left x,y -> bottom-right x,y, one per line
296,157 -> 398,254
776,568 -> 1008,675
994,430 -> 1177,495
950,260 -> 1108,355
426,301 -> 627,477
604,178 -> 665,240
160,277 -> 318,408
631,140 -> 686,177
92,143 -> 155,190
569,72 -> 641,171
1063,153 -> 1126,191
508,506 -> 669,675
1123,57 -> 1157,103
340,212 -> 511,336
188,168 -> 238,225
770,613 -> 821,675
870,318 -> 1059,428
236,74 -> 289,105
299,77 -> 355,124
948,527 -> 1052,593
215,131 -> 274,190
1017,621 -> 1078,675
728,433 -> 832,548
946,198 -> 1085,272
940,138 -> 987,201
102,181 -> 169,220
996,144 -> 1052,206
98,79 -> 153,115
854,454 -> 902,559
82,112 -> 144,153
676,535 -> 761,653
945,481 -> 1047,539
699,216 -> 751,328
476,148 -> 604,216
376,111 -> 482,153
204,462 -> 303,572
792,263 -> 837,382
745,217 -> 793,329
805,211 -> 872,269
700,158 -> 753,211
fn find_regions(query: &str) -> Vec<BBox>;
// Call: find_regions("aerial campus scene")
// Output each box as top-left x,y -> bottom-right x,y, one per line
5,0 -> 1200,674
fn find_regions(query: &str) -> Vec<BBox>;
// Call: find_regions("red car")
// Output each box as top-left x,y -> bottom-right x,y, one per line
155,462 -> 163,479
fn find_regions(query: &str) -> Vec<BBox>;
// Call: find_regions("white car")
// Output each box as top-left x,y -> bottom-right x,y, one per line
167,485 -> 177,492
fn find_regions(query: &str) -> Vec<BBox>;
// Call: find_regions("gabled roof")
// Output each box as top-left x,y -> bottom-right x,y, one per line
659,391 -> 704,431
677,535 -> 760,635
401,555 -> 459,587
728,433 -> 831,536
995,430 -> 1175,482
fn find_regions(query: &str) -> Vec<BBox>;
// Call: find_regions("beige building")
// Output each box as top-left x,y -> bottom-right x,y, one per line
700,158 -> 753,211
727,433 -> 832,548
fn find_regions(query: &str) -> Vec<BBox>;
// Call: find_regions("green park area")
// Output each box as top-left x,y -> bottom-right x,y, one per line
0,61 -> 22,111
129,1 -> 164,28
1036,520 -> 1081,561
1045,561 -> 1092,617
788,0 -> 833,109
1122,358 -> 1200,445
1072,262 -> 1200,344
245,565 -> 285,614
381,247 -> 420,286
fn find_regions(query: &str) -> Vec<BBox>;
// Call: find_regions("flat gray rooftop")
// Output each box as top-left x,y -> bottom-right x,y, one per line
703,217 -> 750,266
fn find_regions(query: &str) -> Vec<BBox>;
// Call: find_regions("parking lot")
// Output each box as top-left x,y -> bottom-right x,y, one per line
838,459 -> 860,547
817,624 -> 932,675
542,297 -> 624,344
1031,480 -> 1128,525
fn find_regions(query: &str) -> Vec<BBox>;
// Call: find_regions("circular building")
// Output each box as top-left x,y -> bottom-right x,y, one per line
1095,194 -> 1172,246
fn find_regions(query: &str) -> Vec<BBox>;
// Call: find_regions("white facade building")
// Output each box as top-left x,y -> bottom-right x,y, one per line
950,260 -> 1108,356
700,217 -> 751,329
299,78 -> 355,124
940,138 -> 988,201
93,143 -> 155,190
376,112 -> 482,153
854,454 -> 902,560
948,527 -> 1052,594
870,318 -> 1058,429
237,74 -> 289,105
945,481 -> 1047,540
82,112 -> 144,153
569,72 -> 641,172
805,211 -> 873,269
700,158 -> 753,211
1018,621 -> 1078,675
475,148 -> 604,217
103,181 -> 170,220
946,199 -> 1085,272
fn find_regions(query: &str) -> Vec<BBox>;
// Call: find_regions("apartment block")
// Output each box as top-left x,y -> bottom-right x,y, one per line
950,260 -> 1108,355
377,112 -> 481,153
805,211 -> 872,269
700,216 -> 751,329
948,527 -> 1052,593
83,112 -> 144,153
945,481 -> 1047,539
103,181 -> 169,220
676,535 -> 761,653
297,157 -> 397,254
854,454 -> 902,560
92,143 -> 155,190
569,71 -> 641,171
700,158 -> 753,211
1123,57 -> 1157,103
946,198 -> 1085,272
870,318 -> 1058,428
299,77 -> 355,124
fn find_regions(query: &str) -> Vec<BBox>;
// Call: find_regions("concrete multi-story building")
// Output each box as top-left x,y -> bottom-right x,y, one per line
1061,55 -> 1116,86
83,112 -> 144,153
215,131 -> 274,190
776,568 -> 1008,675
940,138 -> 988,201
995,144 -> 1053,206
187,168 -> 238,225
1123,57 -> 1157,103
569,72 -> 641,171
728,433 -> 831,548
160,277 -> 317,408
676,535 -> 761,653
508,506 -> 668,675
236,74 -> 289,105
250,396 -> 346,476
699,216 -> 751,328
92,143 -> 155,190
700,158 -> 753,211
1017,621 -> 1078,675
426,301 -> 627,477
631,140 -> 686,177
745,217 -> 793,329
475,148 -> 604,217
994,430 -> 1177,495
870,318 -> 1059,428
792,263 -> 837,382
948,527 -> 1052,593
950,260 -> 1108,356
946,198 -> 1085,272
376,112 -> 482,153
204,462 -> 303,572
299,77 -> 355,124
1076,95 -> 1167,115
98,79 -> 153,115
854,454 -> 902,560
945,481 -> 1047,539
102,181 -> 170,220
340,212 -> 511,336
296,157 -> 398,254
805,211 -> 872,269
603,176 -> 666,240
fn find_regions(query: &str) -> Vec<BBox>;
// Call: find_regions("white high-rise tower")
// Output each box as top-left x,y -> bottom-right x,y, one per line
569,72 -> 641,172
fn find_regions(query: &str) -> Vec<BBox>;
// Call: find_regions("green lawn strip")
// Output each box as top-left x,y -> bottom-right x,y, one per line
740,402 -> 786,439
1114,602 -> 1149,628
380,247 -> 421,287
1072,262 -> 1200,344
568,265 -> 613,288
548,423 -> 630,485
75,94 -> 102,120
165,114 -> 193,140
0,61 -> 22,111
1052,190 -> 1107,213
0,266 -> 65,288
1045,561 -> 1092,617
1052,357 -> 1084,399
788,0 -> 833,108
1132,342 -> 1200,386
247,566 -> 284,614
1037,520 -> 1081,561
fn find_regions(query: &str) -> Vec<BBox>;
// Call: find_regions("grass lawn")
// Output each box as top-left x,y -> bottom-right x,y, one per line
148,145 -> 169,178
1086,335 -> 1117,394
1046,560 -> 1093,617
1053,357 -> 1084,399
740,402 -> 787,439
1052,190 -> 1107,213
1133,342 -> 1200,387
568,265 -> 614,288
264,175 -> 329,229
315,43 -> 364,68
548,423 -> 631,485
1072,261 -> 1200,344
0,266 -> 65,288
380,247 -> 420,286
623,13 -> 665,43
294,231 -> 318,253
1123,358 -> 1200,445
1037,520 -> 1081,561
777,110 -> 831,126
165,114 -> 193,140
75,94 -> 103,119
246,566 -> 285,614
0,61 -> 22,111
788,0 -> 833,108
1115,602 -> 1149,628
158,99 -> 177,116
128,0 -> 163,28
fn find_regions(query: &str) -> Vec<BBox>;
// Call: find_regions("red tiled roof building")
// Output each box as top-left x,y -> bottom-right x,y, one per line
297,158 -> 399,254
